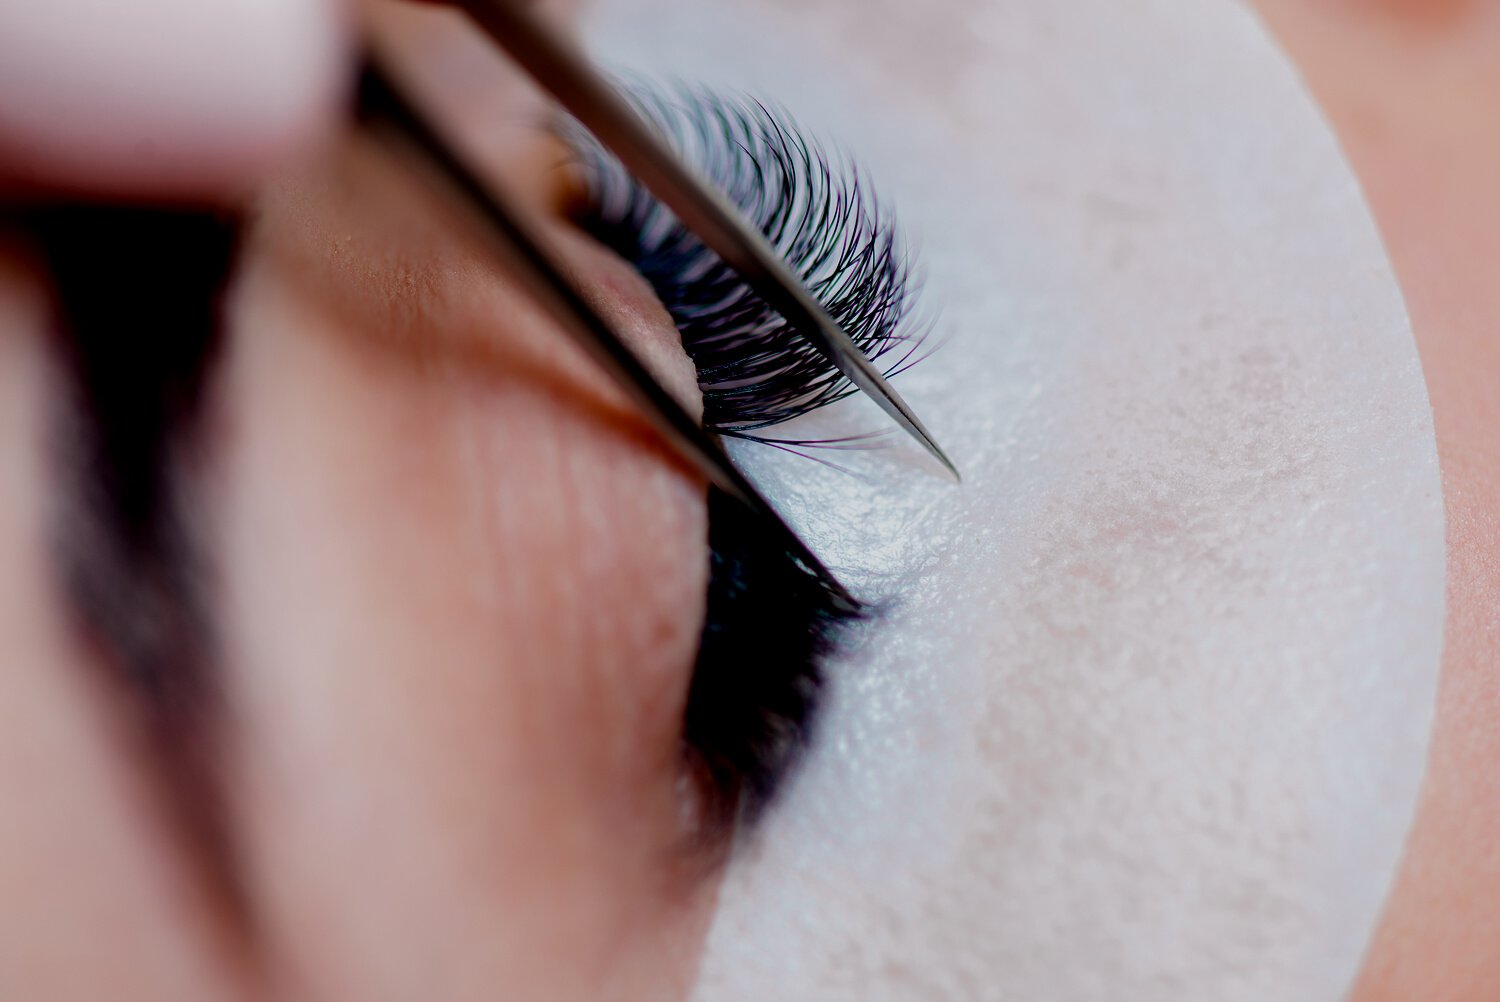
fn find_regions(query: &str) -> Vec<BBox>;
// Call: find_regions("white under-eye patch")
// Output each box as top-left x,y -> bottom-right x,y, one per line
591,1 -> 1444,1000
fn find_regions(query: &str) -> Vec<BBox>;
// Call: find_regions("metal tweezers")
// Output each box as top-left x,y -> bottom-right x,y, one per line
356,0 -> 957,595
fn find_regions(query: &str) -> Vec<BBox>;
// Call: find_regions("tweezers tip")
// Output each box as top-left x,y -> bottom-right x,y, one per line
832,338 -> 959,482
920,433 -> 963,483
939,453 -> 963,483
868,374 -> 961,482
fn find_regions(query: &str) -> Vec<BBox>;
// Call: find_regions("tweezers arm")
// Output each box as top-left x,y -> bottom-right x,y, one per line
353,55 -> 855,604
353,57 -> 746,503
450,0 -> 959,480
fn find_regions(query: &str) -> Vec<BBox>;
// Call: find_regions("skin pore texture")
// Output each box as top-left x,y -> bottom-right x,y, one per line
583,2 -> 1446,1000
1251,3 -> 1500,997
0,2 -> 723,999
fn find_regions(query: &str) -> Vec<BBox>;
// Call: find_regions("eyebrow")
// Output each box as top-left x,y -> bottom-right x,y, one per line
22,203 -> 246,918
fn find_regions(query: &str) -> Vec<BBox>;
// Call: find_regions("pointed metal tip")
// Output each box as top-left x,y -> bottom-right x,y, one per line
872,381 -> 963,481
906,415 -> 963,482
830,336 -> 961,483
928,438 -> 963,482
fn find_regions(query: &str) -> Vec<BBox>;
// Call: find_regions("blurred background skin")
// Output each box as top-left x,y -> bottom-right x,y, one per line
1252,2 -> 1500,997
1,2 -> 719,999
0,0 -> 348,199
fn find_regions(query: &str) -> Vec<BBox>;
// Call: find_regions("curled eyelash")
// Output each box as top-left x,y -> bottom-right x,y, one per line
572,84 -> 927,439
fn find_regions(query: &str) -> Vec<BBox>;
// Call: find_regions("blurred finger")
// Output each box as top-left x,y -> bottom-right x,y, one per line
0,0 -> 348,201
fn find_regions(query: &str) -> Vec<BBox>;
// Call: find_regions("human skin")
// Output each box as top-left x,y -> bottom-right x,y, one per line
0,2 -> 721,999
1250,2 -> 1500,997
6,0 -> 1490,997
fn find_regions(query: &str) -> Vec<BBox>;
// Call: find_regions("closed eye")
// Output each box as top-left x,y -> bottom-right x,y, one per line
571,84 -> 927,831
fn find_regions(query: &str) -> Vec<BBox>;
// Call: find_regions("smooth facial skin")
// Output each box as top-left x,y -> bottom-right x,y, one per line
0,3 -> 723,999
1252,3 -> 1500,997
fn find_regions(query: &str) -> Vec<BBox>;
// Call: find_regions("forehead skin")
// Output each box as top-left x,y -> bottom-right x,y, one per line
217,9 -> 717,1000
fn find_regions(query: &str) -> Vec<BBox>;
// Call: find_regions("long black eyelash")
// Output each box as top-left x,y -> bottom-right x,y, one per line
573,84 -> 926,439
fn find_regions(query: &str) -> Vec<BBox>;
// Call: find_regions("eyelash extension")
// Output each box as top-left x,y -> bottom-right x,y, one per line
572,84 -> 926,440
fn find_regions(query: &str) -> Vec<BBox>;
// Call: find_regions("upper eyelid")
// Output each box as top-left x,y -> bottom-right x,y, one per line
569,83 -> 929,440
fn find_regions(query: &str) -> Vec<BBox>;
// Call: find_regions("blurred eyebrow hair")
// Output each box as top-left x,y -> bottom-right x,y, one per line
21,204 -> 246,920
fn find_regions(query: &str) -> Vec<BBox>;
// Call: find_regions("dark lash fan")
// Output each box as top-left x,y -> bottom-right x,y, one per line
575,85 -> 926,439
